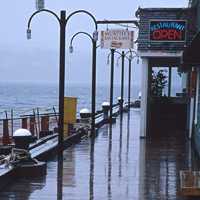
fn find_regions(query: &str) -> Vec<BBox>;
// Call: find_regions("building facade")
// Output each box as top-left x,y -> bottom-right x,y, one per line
186,0 -> 200,157
136,7 -> 196,138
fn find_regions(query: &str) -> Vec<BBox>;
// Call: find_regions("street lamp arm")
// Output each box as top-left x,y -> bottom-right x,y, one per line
96,44 -> 101,49
117,54 -> 130,62
70,31 -> 93,47
27,9 -> 60,29
124,49 -> 138,58
66,10 -> 98,30
114,50 -> 123,57
106,51 -> 113,65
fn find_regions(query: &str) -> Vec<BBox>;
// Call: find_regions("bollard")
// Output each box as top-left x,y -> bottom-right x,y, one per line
13,129 -> 36,150
29,116 -> 35,136
41,116 -> 49,132
2,119 -> 11,145
22,118 -> 28,129
80,108 -> 91,120
118,97 -> 124,112
40,116 -> 49,138
79,108 -> 91,136
102,102 -> 110,121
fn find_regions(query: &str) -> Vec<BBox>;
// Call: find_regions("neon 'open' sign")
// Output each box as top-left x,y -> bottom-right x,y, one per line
150,20 -> 186,42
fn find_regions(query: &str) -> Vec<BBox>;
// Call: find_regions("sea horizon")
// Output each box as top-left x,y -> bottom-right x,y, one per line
0,81 -> 141,119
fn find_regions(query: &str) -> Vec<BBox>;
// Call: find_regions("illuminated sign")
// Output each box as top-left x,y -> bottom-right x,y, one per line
150,20 -> 186,42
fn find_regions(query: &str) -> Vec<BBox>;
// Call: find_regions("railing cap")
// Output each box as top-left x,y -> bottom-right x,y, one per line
13,128 -> 32,137
102,102 -> 110,106
80,108 -> 90,114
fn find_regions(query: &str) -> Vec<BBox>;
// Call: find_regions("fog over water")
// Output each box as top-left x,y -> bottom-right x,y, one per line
0,0 -> 187,85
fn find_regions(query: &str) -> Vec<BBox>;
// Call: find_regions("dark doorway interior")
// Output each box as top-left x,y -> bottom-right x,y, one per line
147,58 -> 188,138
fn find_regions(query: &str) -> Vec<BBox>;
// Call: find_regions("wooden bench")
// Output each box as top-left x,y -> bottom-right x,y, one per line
180,170 -> 200,196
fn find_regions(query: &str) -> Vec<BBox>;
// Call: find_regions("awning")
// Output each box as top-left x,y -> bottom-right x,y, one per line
181,32 -> 200,71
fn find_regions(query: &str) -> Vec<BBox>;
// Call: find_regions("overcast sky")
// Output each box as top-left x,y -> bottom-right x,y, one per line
0,0 -> 188,85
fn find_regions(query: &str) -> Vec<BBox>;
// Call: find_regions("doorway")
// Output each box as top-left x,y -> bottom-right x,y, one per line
147,58 -> 188,137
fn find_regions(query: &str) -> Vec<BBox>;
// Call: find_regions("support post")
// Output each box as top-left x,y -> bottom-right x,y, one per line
58,11 -> 66,150
91,40 -> 97,137
22,118 -> 28,129
128,59 -> 132,110
140,58 -> 148,138
168,67 -> 172,97
41,116 -> 49,131
30,116 -> 35,136
109,49 -> 115,120
120,51 -> 125,112
2,119 -> 10,145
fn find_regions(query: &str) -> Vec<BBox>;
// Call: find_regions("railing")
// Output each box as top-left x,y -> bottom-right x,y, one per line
0,100 -> 130,145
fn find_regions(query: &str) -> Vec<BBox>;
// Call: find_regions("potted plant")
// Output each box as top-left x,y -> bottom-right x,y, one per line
151,69 -> 168,97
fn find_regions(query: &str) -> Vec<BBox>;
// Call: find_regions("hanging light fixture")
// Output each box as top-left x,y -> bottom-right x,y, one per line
93,30 -> 98,42
27,29 -> 32,40
69,45 -> 73,54
36,0 -> 45,10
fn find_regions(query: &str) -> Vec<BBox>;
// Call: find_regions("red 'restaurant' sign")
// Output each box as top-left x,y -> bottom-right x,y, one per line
150,20 -> 186,42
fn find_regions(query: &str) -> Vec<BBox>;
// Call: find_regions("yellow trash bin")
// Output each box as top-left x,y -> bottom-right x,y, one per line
63,97 -> 77,137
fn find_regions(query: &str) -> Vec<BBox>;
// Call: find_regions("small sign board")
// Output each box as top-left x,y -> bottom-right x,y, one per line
150,20 -> 186,42
101,29 -> 134,49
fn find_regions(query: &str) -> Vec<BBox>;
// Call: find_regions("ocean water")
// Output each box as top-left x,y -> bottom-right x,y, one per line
0,82 -> 140,119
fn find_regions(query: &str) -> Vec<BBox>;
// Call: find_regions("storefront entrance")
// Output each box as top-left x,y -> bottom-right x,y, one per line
147,58 -> 188,137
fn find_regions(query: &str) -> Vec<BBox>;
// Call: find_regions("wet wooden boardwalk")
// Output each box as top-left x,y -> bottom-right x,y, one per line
0,109 -> 199,200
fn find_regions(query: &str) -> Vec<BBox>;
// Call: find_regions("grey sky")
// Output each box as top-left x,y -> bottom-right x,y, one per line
0,0 -> 188,85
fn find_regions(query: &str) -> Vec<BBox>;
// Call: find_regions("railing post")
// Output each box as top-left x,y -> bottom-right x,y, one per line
41,116 -> 49,132
3,119 -> 10,145
40,116 -> 50,137
30,116 -> 35,136
102,102 -> 110,122
22,118 -> 28,129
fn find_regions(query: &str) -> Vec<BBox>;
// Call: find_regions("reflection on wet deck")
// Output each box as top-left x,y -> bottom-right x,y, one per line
0,109 -> 199,200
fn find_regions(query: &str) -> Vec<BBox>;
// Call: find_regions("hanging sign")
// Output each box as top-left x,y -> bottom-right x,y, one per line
100,29 -> 134,49
150,20 -> 186,42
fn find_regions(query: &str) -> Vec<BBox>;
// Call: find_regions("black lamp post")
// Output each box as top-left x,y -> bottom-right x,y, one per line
117,50 -> 139,110
107,50 -> 126,118
120,51 -> 125,113
109,49 -> 115,120
69,31 -> 97,137
126,50 -> 139,110
27,9 -> 98,150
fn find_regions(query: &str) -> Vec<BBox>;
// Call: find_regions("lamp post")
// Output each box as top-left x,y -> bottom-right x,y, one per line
109,49 -> 115,120
120,51 -> 125,113
69,31 -> 97,137
127,51 -> 139,109
107,50 -> 125,118
27,9 -> 98,150
117,50 -> 139,110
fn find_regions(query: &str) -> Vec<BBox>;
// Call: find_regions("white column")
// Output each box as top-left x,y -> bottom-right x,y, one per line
195,70 -> 199,125
140,58 -> 148,138
181,73 -> 187,91
189,98 -> 194,139
139,139 -> 146,199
